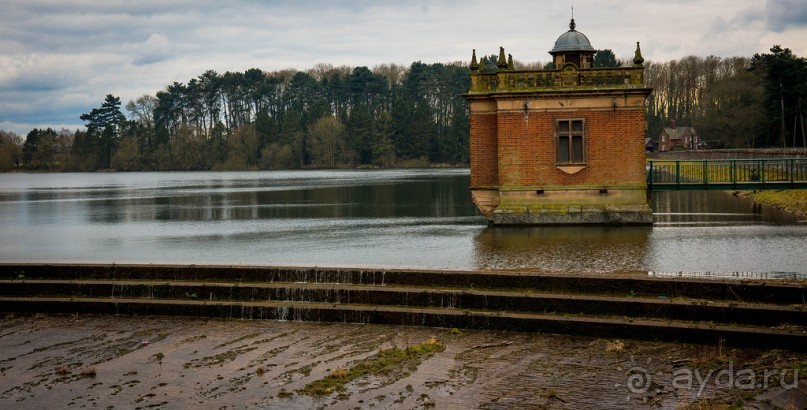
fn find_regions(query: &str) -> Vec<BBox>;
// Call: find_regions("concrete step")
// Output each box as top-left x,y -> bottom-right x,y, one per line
1,296 -> 804,351
0,279 -> 803,329
2,264 -> 804,350
2,263 -> 806,305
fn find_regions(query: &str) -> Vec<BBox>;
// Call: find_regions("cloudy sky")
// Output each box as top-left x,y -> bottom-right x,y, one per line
1,0 -> 806,136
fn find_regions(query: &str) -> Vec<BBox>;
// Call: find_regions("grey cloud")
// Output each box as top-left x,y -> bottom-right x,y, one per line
0,88 -> 91,133
131,33 -> 174,65
0,55 -> 88,93
766,0 -> 807,31
1,0 -> 806,136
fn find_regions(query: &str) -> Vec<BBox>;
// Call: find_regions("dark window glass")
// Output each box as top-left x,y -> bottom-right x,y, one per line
572,136 -> 584,163
557,136 -> 569,163
556,119 -> 585,164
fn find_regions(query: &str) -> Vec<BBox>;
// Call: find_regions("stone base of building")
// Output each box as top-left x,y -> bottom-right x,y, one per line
492,208 -> 653,225
472,188 -> 653,226
470,188 -> 500,220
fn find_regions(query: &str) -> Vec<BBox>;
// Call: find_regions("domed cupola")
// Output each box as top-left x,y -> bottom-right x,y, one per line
549,19 -> 596,69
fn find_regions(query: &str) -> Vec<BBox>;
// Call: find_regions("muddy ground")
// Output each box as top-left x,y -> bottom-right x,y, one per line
0,314 -> 804,409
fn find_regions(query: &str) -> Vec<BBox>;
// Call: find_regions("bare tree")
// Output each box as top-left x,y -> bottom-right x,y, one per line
309,116 -> 347,167
372,63 -> 406,86
0,130 -> 23,171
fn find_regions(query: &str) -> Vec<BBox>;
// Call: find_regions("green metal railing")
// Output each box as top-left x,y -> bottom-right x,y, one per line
647,158 -> 807,191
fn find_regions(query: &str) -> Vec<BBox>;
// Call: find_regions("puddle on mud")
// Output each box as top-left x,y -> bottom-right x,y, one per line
0,314 -> 805,409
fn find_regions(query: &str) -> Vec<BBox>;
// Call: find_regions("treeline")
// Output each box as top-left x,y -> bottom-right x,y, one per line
646,46 -> 807,148
1,46 -> 805,172
5,61 -> 470,172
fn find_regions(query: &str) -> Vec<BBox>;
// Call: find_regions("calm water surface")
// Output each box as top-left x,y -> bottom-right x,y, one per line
0,169 -> 805,277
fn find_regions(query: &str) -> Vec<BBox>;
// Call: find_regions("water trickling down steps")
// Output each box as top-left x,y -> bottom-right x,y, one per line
1,263 -> 804,350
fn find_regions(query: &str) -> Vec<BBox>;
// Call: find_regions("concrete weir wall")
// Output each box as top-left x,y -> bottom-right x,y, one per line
1,263 -> 805,350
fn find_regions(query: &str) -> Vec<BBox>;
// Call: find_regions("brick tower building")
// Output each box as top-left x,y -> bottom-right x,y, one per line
465,19 -> 653,225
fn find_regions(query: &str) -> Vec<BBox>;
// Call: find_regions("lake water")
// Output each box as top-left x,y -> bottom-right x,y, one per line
0,169 -> 805,277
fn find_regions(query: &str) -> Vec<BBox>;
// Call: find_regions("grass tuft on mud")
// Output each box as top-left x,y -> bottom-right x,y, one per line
79,367 -> 97,378
605,340 -> 624,353
301,338 -> 445,396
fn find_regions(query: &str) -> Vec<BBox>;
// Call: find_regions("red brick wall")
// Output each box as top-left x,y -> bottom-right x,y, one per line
490,109 -> 647,188
470,113 -> 498,187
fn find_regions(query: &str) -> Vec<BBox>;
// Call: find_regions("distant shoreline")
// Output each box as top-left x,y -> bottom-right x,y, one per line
0,163 -> 470,174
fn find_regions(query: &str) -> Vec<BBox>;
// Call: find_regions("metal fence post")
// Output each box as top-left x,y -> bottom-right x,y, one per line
703,160 -> 709,186
790,158 -> 795,185
759,160 -> 765,186
731,160 -> 736,188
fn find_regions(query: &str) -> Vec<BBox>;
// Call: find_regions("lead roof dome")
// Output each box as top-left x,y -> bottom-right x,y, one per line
550,19 -> 595,54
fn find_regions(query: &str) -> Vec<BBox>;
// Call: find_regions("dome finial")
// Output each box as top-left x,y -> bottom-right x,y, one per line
569,4 -> 576,31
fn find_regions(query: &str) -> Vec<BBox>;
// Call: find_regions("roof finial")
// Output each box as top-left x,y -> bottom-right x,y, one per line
633,41 -> 645,66
469,49 -> 479,72
569,4 -> 576,31
497,47 -> 508,69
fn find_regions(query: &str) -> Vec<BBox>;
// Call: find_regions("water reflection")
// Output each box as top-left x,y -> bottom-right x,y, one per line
645,224 -> 807,275
473,226 -> 651,272
647,190 -> 806,275
0,170 -> 805,276
651,190 -> 800,225
0,170 -> 477,224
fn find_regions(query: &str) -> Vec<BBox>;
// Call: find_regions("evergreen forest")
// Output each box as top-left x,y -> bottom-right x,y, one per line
1,46 -> 805,172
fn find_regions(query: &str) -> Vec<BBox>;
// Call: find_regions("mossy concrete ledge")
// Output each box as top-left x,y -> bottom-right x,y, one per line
490,189 -> 653,225
492,208 -> 653,225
